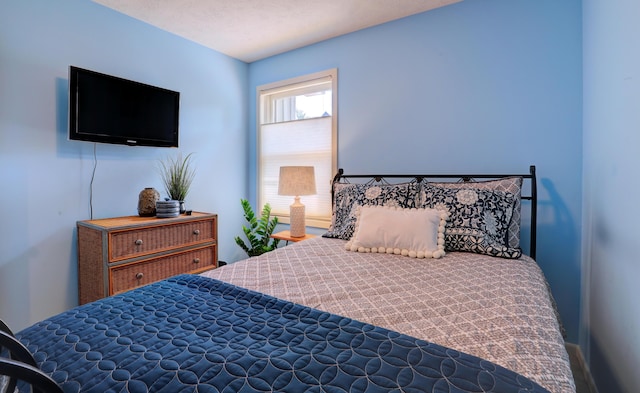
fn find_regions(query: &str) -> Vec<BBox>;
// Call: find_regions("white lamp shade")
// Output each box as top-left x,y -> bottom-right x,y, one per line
278,166 -> 317,196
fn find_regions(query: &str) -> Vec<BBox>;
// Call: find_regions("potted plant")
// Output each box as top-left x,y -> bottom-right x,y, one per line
159,152 -> 196,212
235,199 -> 280,257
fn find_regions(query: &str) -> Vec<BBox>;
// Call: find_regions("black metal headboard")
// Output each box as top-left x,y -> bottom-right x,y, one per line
331,165 -> 537,259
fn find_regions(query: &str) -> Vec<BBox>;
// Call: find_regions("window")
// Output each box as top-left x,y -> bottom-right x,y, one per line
257,69 -> 337,228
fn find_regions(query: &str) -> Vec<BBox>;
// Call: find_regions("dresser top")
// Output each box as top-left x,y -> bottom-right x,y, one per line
78,212 -> 216,230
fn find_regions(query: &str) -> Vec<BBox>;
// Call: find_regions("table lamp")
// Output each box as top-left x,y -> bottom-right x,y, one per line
278,166 -> 317,237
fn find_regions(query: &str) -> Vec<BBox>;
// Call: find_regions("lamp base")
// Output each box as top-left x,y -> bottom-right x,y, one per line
289,197 -> 306,238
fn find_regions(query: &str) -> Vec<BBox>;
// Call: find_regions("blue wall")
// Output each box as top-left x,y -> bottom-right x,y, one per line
583,0 -> 640,391
0,0 -> 249,331
249,0 -> 583,343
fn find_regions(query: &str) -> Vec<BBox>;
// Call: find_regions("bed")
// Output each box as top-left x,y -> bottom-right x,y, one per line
2,166 -> 575,393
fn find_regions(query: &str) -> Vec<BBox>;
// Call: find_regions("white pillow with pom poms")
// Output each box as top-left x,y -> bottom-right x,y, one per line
345,206 -> 448,259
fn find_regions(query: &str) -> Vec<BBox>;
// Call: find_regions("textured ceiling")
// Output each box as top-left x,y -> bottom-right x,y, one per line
93,0 -> 461,63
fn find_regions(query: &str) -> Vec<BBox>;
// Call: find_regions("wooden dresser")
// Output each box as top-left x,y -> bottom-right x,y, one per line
77,212 -> 217,304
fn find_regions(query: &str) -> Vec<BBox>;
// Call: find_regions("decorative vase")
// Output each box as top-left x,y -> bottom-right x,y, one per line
156,200 -> 180,218
179,201 -> 186,214
138,187 -> 160,217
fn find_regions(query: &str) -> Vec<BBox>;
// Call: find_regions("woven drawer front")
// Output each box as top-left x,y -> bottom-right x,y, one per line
109,219 -> 215,261
109,246 -> 216,294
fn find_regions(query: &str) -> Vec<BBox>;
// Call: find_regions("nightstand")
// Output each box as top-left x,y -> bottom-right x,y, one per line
271,230 -> 316,245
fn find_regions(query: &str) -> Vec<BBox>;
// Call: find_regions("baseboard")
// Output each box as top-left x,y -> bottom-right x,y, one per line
566,342 -> 599,393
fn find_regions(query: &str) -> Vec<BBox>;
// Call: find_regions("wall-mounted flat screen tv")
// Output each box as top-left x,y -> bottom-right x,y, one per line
69,66 -> 180,147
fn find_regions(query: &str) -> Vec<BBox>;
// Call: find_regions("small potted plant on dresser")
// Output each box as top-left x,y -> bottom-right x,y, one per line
159,152 -> 196,214
235,199 -> 280,257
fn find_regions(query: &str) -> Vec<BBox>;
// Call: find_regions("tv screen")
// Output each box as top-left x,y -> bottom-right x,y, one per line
69,66 -> 180,147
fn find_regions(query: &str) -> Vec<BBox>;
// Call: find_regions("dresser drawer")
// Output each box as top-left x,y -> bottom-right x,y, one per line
78,212 -> 218,304
109,245 -> 216,295
109,219 -> 215,262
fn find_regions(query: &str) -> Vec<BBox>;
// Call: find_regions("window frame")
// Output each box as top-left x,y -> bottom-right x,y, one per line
256,68 -> 338,229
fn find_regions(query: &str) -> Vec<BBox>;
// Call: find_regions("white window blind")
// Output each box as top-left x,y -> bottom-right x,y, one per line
258,69 -> 337,228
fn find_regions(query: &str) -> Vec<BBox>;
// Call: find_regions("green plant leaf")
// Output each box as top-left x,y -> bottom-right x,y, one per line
159,152 -> 196,201
235,198 -> 280,257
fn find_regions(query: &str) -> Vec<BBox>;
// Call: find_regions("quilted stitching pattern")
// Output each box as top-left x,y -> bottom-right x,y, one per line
203,237 -> 576,393
18,275 -> 549,392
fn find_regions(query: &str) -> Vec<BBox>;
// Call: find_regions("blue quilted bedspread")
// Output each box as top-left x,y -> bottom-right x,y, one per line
17,275 -> 549,392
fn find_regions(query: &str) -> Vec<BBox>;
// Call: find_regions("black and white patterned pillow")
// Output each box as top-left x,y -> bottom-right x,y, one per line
421,183 -> 522,259
421,177 -> 523,248
323,182 -> 420,240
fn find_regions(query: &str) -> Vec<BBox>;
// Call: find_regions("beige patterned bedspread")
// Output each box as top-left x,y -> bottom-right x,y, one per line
202,237 -> 575,393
